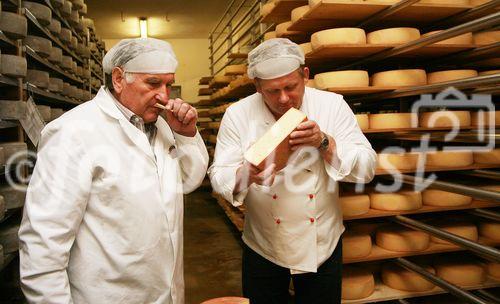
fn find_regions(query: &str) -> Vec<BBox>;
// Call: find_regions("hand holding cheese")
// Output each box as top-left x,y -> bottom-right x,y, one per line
289,120 -> 323,150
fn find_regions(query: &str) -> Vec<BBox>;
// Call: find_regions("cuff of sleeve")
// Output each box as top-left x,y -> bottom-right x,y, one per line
221,166 -> 248,207
174,130 -> 201,144
324,143 -> 357,181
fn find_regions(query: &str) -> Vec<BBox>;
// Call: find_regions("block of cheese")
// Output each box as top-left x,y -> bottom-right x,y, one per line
264,31 -> 277,41
22,2 -> 52,26
369,113 -> 415,130
376,226 -> 430,252
372,69 -> 427,87
61,55 -> 73,71
291,5 -> 310,23
0,12 -> 27,39
367,28 -> 420,44
356,114 -> 369,130
311,28 -> 366,50
276,21 -> 301,37
0,185 -> 25,210
422,189 -> 471,207
430,221 -> 478,245
425,151 -> 473,167
486,262 -> 500,279
27,69 -> 50,89
419,111 -> 471,128
314,70 -> 369,89
422,31 -> 473,45
244,108 -> 307,171
299,42 -> 312,55
0,100 -> 27,120
48,18 -> 61,35
471,111 -> 500,126
50,108 -> 64,121
0,222 -> 20,254
340,194 -> 370,217
473,149 -> 500,164
478,221 -> 500,241
37,105 -> 51,122
260,1 -> 276,17
370,191 -> 422,211
224,64 -> 247,76
342,267 -> 375,300
473,31 -> 500,45
61,0 -> 72,17
201,297 -> 249,304
343,232 -> 372,259
24,35 -> 52,58
60,28 -> 72,43
377,152 -> 420,171
0,195 -> 5,221
48,46 -> 63,64
48,77 -> 64,93
427,70 -> 478,84
435,260 -> 486,287
382,263 -> 436,292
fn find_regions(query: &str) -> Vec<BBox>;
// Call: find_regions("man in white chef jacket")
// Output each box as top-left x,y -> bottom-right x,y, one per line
19,38 -> 209,304
209,38 -> 377,303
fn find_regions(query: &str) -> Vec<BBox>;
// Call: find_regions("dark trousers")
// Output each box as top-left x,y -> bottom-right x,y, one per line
242,237 -> 343,304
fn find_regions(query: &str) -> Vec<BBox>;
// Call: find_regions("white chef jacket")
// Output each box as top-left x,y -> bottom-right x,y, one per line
19,87 -> 209,304
209,87 -> 376,273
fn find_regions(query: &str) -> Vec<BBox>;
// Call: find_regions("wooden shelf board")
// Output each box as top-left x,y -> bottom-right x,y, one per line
376,163 -> 500,175
26,48 -> 84,85
327,87 -> 398,95
363,126 -> 474,134
261,0 -> 308,24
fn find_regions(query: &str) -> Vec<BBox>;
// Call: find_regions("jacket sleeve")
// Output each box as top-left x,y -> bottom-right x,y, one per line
174,130 -> 209,194
207,109 -> 248,206
324,97 -> 377,183
19,122 -> 93,304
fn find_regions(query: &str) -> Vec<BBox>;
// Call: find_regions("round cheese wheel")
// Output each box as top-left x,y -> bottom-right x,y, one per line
260,2 -> 276,17
0,55 -> 27,78
343,232 -> 372,259
422,31 -> 473,44
425,151 -> 473,167
48,47 -> 63,64
22,2 -> 52,26
473,31 -> 500,45
367,28 -> 420,44
0,184 -> 25,210
340,194 -> 370,217
27,69 -> 50,89
276,21 -> 301,37
486,262 -> 500,279
0,223 -> 20,253
471,111 -> 500,126
356,114 -> 369,130
435,261 -> 486,287
0,12 -> 28,39
61,1 -> 72,17
311,28 -> 366,49
314,70 -> 369,89
430,222 -> 478,245
371,69 -> 427,87
478,221 -> 500,241
370,191 -> 422,211
50,0 -> 64,8
419,111 -> 471,128
427,70 -> 478,84
299,42 -> 312,55
37,105 -> 52,122
225,64 -> 246,75
70,36 -> 78,50
48,78 -> 64,93
72,0 -> 85,10
79,3 -> 88,15
369,113 -> 415,130
376,226 -> 430,252
62,82 -> 71,96
264,31 -> 276,41
309,0 -> 321,7
422,189 -> 471,207
48,18 -> 61,35
60,28 -> 72,43
201,297 -> 249,304
382,263 -> 436,292
291,5 -> 309,23
377,152 -> 420,171
69,10 -> 80,26
479,70 -> 500,76
473,149 -> 500,164
342,267 -> 375,300
61,55 -> 73,71
24,35 -> 52,58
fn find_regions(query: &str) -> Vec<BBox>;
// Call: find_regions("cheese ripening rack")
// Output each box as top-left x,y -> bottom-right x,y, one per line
0,0 -> 105,301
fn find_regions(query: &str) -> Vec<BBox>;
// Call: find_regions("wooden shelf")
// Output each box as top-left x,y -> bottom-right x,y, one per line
327,86 -> 398,95
0,31 -> 17,49
199,76 -> 213,85
91,69 -> 104,83
0,75 -> 20,87
26,83 -> 80,105
43,0 -> 84,44
25,47 -> 84,85
261,0 -> 308,24
376,163 -> 500,175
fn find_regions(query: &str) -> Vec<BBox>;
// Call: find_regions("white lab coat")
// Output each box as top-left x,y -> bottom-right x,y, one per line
19,88 -> 209,304
209,87 -> 376,272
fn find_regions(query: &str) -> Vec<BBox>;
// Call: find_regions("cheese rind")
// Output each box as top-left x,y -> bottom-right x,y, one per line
422,189 -> 471,207
486,262 -> 500,279
311,28 -> 366,49
425,151 -> 473,168
367,28 -> 420,44
342,267 -> 375,300
23,2 -> 52,26
0,100 -> 27,120
1,55 -> 27,78
224,64 -> 247,76
342,232 -> 372,259
473,149 -> 500,164
0,12 -> 28,39
430,222 -> 478,245
201,297 -> 249,304
478,221 -> 500,241
427,70 -> 478,84
264,31 -> 277,41
370,191 -> 422,211
369,113 -> 415,130
37,105 -> 52,122
0,222 -> 20,253
376,226 -> 430,252
314,70 -> 369,89
355,114 -> 369,130
382,263 -> 436,292
473,31 -> 500,45
419,111 -> 471,128
371,69 -> 427,87
27,69 -> 50,89
340,194 -> 370,217
299,43 -> 312,55
377,152 -> 420,171
276,21 -> 301,37
260,2 -> 276,17
435,261 -> 487,287
291,5 -> 310,23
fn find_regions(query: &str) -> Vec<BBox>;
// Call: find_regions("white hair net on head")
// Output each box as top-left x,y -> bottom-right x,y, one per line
247,38 -> 304,80
102,38 -> 178,74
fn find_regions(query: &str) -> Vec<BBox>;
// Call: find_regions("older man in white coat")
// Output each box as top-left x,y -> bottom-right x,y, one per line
19,38 -> 209,303
209,38 -> 377,303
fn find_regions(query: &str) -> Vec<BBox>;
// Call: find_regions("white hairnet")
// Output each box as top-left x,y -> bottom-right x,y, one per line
247,38 -> 304,79
103,38 -> 178,74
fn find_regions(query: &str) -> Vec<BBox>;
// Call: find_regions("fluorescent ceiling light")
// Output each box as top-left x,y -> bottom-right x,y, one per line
140,18 -> 148,38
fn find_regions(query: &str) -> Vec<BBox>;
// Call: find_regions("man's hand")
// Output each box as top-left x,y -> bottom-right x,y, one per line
289,120 -> 323,150
233,161 -> 277,194
163,98 -> 198,137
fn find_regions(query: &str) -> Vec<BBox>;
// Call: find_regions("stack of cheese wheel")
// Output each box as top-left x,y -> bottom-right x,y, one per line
429,220 -> 478,246
471,110 -> 500,126
275,21 -> 301,38
485,261 -> 500,279
340,194 -> 370,217
473,30 -> 500,45
422,31 -> 473,45
427,70 -> 478,84
1,55 -> 27,78
342,231 -> 372,259
419,110 -> 471,128
291,5 -> 310,23
377,152 -> 420,171
355,114 -> 369,130
369,112 -> 415,130
310,28 -> 366,50
371,69 -> 427,87
422,189 -> 472,207
48,19 -> 61,36
425,150 -> 473,168
314,70 -> 369,90
24,35 -> 53,58
342,266 -> 375,300
36,105 -> 52,122
27,70 -> 50,89
478,220 -> 500,241
0,100 -> 27,120
367,27 -> 420,44
264,31 -> 277,41
434,258 -> 487,287
376,226 -> 430,252
370,190 -> 422,211
299,42 -> 312,56
473,148 -> 500,164
0,12 -> 28,40
22,1 -> 52,26
48,47 -> 63,65
381,263 -> 437,292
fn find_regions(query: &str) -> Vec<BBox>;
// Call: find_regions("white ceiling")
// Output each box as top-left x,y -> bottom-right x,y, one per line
85,0 -> 233,40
